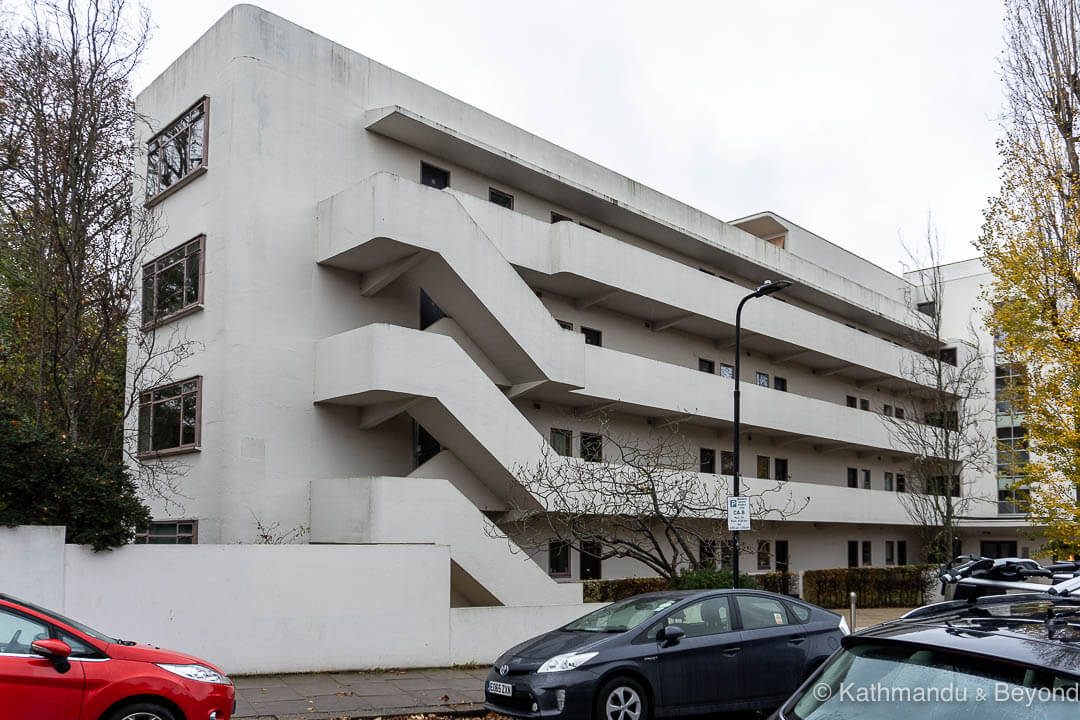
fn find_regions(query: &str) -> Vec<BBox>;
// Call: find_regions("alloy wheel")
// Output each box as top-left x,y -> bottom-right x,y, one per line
119,713 -> 167,720
605,685 -> 642,720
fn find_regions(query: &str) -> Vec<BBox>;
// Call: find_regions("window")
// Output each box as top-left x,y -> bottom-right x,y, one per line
719,363 -> 735,379
548,541 -> 570,577
846,395 -> 857,408
581,327 -> 602,346
720,450 -> 735,475
884,471 -> 894,491
700,539 -> 717,567
896,474 -> 906,492
700,448 -> 716,474
557,319 -> 573,331
926,410 -> 959,430
421,162 -> 449,189
550,428 -> 572,457
0,606 -> 50,655
756,372 -> 769,387
699,358 -> 716,374
720,539 -> 733,568
847,540 -> 858,567
775,540 -> 789,572
757,455 -> 771,479
897,540 -> 908,565
862,540 -> 872,566
847,468 -> 858,488
735,594 -> 790,630
134,520 -> 198,544
883,404 -> 893,417
580,540 -> 602,580
581,432 -> 603,462
862,469 -> 871,490
488,187 -> 513,209
141,236 -> 205,328
894,407 -> 905,420
757,540 -> 771,570
930,347 -> 958,366
916,300 -> 936,316
774,376 -> 787,391
928,475 -> 962,498
885,540 -> 895,565
648,596 -> 733,639
551,212 -> 573,223
137,377 -> 201,456
859,398 -> 870,411
997,425 -> 1029,473
774,457 -> 789,481
146,96 -> 208,203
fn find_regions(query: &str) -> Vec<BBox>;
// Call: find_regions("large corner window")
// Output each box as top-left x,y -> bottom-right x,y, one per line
135,520 -> 198,544
142,236 -> 204,329
146,97 -> 208,204
138,377 -> 202,457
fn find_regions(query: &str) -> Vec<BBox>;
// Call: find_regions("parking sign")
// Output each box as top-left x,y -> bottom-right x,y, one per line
727,496 -> 751,531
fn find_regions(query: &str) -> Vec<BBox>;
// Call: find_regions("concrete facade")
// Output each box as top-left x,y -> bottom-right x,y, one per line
129,5 -> 1037,611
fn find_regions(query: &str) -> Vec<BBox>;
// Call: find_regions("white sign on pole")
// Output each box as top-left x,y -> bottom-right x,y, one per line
727,496 -> 751,531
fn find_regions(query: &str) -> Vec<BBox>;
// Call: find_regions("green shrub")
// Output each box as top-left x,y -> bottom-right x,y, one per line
759,571 -> 799,596
583,577 -> 670,602
0,407 -> 151,550
802,565 -> 937,607
673,566 -> 760,591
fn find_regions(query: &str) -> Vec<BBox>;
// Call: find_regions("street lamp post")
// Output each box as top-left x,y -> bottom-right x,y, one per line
732,279 -> 793,589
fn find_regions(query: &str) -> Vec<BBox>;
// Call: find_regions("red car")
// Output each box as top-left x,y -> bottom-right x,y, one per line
0,593 -> 234,720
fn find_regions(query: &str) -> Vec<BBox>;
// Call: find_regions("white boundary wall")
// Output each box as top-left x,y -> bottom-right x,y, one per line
3,527 -> 596,674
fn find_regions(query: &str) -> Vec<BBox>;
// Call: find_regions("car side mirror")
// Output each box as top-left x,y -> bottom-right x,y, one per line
657,625 -> 685,646
31,639 -> 72,661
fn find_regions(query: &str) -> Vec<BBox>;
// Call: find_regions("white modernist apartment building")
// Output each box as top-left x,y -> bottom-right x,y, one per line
131,5 -> 1037,609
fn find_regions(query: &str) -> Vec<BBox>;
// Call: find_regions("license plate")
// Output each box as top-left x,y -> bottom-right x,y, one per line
488,680 -> 513,697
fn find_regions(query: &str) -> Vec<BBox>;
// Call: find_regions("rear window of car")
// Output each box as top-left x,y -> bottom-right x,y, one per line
789,641 -> 1080,719
1,596 -> 115,644
787,602 -> 812,623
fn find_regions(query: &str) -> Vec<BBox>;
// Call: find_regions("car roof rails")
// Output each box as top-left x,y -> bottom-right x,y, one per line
940,555 -> 1080,598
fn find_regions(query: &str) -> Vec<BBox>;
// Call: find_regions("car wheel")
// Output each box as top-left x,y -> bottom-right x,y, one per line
596,677 -> 649,720
103,701 -> 178,720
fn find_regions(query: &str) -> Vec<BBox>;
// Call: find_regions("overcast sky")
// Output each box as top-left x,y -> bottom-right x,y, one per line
136,1 -> 1006,276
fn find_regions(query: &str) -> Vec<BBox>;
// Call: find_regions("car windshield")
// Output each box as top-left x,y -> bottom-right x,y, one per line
563,595 -> 682,633
3,595 -> 116,644
788,641 -> 1080,720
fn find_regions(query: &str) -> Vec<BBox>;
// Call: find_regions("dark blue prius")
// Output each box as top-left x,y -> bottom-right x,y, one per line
484,589 -> 847,720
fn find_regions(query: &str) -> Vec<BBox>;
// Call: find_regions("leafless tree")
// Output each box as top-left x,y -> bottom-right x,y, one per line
500,413 -> 807,581
0,0 -> 196,504
886,231 -> 995,562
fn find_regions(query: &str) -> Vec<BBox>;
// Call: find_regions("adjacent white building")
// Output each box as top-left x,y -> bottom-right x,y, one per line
130,4 -> 1037,610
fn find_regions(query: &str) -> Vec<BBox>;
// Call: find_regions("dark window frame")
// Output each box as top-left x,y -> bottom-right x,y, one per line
488,187 -> 514,209
700,448 -> 716,474
551,211 -> 573,224
846,395 -> 857,408
145,96 -> 210,206
755,371 -> 770,387
421,161 -> 450,189
774,376 -> 788,392
757,540 -> 772,570
774,457 -> 789,482
847,467 -> 858,488
134,520 -> 198,544
579,539 -> 602,580
550,428 -> 573,457
557,319 -> 574,331
137,376 -> 202,458
141,235 -> 206,330
581,327 -> 602,347
580,432 -> 603,462
862,540 -> 872,566
719,363 -> 735,379
548,541 -> 570,577
699,358 -> 716,374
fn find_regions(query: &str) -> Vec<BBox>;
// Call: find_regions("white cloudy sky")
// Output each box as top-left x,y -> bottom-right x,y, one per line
136,1 -> 1005,275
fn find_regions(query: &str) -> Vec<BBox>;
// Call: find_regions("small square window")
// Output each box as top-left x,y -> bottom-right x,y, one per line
699,358 -> 715,374
557,319 -> 573,331
859,398 -> 870,411
846,395 -> 857,408
145,97 -> 208,203
581,432 -> 603,462
138,377 -> 202,456
756,372 -> 769,387
141,236 -> 205,329
550,428 -> 572,457
582,327 -> 602,346
719,364 -> 734,379
551,212 -> 573,223
489,187 -> 514,209
421,162 -> 449,189
917,300 -> 936,316
700,448 -> 716,474
895,407 -> 905,420
549,541 -> 570,577
774,376 -> 787,392
883,404 -> 893,416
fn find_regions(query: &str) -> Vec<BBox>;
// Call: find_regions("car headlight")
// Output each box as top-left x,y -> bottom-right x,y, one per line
538,651 -> 598,673
156,663 -> 231,685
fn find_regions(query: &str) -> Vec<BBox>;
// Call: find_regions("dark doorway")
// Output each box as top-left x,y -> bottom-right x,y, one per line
980,540 -> 1018,559
775,540 -> 789,572
414,423 -> 441,468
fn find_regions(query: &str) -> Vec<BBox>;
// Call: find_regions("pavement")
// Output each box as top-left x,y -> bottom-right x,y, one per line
233,607 -> 913,720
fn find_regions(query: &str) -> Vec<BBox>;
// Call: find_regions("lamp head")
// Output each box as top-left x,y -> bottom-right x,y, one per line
755,279 -> 793,297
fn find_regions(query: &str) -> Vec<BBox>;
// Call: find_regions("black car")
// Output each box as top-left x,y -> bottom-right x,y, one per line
771,560 -> 1080,720
484,589 -> 847,720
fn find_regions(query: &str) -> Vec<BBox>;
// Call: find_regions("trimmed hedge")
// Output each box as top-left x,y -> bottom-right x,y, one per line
759,571 -> 799,597
802,565 -> 937,608
583,577 -> 670,602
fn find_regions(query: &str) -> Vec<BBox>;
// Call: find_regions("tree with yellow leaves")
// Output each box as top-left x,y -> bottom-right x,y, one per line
978,0 -> 1080,554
